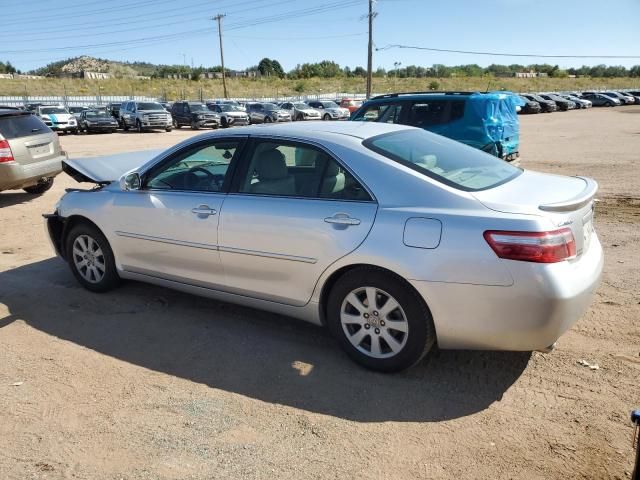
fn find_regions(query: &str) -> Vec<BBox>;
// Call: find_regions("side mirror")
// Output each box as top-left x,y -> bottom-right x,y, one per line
120,172 -> 141,191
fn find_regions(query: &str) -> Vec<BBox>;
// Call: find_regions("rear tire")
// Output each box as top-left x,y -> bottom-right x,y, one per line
23,177 -> 54,194
326,267 -> 436,372
65,223 -> 120,293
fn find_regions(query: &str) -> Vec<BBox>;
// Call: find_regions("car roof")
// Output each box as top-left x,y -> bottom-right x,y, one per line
0,109 -> 31,117
192,120 -> 410,142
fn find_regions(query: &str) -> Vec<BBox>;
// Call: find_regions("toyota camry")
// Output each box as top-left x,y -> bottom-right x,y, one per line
45,122 -> 603,372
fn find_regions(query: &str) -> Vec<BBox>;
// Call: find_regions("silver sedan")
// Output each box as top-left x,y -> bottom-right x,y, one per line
46,122 -> 603,372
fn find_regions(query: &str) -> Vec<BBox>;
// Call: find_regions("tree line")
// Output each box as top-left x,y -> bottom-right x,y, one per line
21,56 -> 640,79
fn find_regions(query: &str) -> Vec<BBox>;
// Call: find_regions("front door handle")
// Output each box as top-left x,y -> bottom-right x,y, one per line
324,213 -> 361,226
191,205 -> 217,217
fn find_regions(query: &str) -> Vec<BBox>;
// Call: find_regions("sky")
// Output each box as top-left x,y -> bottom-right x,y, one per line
1,0 -> 639,73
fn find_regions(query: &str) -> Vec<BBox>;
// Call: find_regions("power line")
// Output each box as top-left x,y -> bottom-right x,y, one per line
376,44 -> 640,59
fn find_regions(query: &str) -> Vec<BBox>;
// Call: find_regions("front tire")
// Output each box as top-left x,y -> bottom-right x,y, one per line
65,223 -> 120,293
136,120 -> 144,133
173,119 -> 181,129
23,177 -> 53,194
326,267 -> 436,372
323,113 -> 331,121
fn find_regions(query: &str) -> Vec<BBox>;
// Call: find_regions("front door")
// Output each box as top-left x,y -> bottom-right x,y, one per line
108,137 -> 245,288
218,138 -> 377,306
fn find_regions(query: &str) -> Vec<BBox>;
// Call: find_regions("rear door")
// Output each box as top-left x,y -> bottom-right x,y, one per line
0,113 -> 60,167
218,137 -> 377,306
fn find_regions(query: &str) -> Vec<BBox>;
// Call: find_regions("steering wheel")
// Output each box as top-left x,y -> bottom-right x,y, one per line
185,166 -> 222,190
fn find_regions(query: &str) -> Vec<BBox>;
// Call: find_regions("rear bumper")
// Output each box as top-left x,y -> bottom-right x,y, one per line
0,155 -> 64,191
411,234 -> 604,351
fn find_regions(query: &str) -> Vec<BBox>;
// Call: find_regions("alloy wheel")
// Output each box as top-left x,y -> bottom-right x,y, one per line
72,235 -> 106,284
340,287 -> 409,359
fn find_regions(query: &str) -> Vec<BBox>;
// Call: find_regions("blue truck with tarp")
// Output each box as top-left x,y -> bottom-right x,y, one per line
350,91 -> 525,161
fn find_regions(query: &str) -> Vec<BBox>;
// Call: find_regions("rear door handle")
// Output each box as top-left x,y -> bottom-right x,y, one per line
324,213 -> 361,226
191,205 -> 217,217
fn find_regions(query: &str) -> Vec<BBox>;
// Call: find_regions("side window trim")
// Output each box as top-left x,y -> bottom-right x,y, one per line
141,136 -> 248,194
228,136 -> 376,203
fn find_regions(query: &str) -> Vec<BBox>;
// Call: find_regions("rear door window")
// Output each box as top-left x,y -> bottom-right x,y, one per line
407,100 -> 464,127
0,114 -> 50,139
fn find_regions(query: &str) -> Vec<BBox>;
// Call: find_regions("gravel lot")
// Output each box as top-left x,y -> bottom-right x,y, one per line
1,108 -> 639,479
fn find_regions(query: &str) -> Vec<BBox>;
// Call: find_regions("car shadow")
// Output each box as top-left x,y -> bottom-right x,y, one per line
0,191 -> 40,208
0,258 -> 531,423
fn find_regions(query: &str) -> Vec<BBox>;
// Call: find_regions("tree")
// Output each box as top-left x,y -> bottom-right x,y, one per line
353,66 -> 366,77
257,58 -> 273,76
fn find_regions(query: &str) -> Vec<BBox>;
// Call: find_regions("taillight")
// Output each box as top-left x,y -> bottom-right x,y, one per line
0,139 -> 14,163
484,228 -> 576,263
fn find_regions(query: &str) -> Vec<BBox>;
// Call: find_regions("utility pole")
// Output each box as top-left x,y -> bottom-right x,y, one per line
366,0 -> 376,99
213,14 -> 228,99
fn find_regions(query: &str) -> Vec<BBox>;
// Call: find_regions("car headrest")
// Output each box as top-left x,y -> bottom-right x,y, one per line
325,160 -> 340,177
255,149 -> 287,180
295,149 -> 316,167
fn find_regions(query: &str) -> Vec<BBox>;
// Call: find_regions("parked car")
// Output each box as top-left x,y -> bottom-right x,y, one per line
246,102 -> 291,124
160,102 -> 172,112
105,103 -> 122,124
170,101 -> 220,130
612,91 -> 636,104
47,122 -> 603,372
68,106 -> 88,121
521,94 -> 557,113
581,93 -> 620,107
78,109 -> 119,134
339,98 -> 364,114
119,101 -> 172,133
351,91 -> 523,161
24,103 -> 44,113
306,100 -> 350,120
623,90 -> 640,104
0,108 -> 64,194
518,96 -> 542,114
586,91 -> 631,105
206,103 -> 249,127
279,101 -> 322,121
35,105 -> 78,134
558,94 -> 591,109
539,94 -> 575,111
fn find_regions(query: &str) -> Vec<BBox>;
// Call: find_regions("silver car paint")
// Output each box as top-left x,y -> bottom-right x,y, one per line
55,122 -> 603,351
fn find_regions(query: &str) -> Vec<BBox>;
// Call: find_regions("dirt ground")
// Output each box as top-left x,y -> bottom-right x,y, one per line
1,108 -> 639,480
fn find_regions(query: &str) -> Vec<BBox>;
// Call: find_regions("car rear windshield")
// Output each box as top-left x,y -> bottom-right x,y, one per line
0,114 -> 49,139
363,129 -> 522,191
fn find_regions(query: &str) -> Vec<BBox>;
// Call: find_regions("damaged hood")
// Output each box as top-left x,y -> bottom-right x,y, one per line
62,149 -> 162,184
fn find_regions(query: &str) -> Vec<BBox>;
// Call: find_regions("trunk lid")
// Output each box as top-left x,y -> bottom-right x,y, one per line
0,113 -> 61,166
472,170 -> 598,258
62,149 -> 162,184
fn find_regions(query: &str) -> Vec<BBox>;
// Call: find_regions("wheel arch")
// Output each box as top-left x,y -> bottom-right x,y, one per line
318,263 -> 434,330
60,215 -> 109,260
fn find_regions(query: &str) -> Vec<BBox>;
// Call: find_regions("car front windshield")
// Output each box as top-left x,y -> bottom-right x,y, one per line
293,103 -> 308,109
41,107 -> 67,114
189,104 -> 208,112
364,129 -> 522,191
137,102 -> 164,110
321,101 -> 338,108
86,110 -> 109,117
263,103 -> 279,110
218,104 -> 241,112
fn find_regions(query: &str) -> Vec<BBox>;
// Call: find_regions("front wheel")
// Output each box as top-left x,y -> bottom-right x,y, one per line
165,127 -> 172,132
173,119 -> 181,129
66,223 -> 120,293
136,120 -> 144,133
323,113 -> 331,121
191,120 -> 200,130
264,116 -> 272,123
326,267 -> 436,372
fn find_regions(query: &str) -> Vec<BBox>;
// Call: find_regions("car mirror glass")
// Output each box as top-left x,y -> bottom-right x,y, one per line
120,172 -> 141,191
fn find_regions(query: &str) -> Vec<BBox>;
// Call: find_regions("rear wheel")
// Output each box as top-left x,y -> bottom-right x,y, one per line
23,177 -> 54,194
326,267 -> 436,372
65,223 -> 120,293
